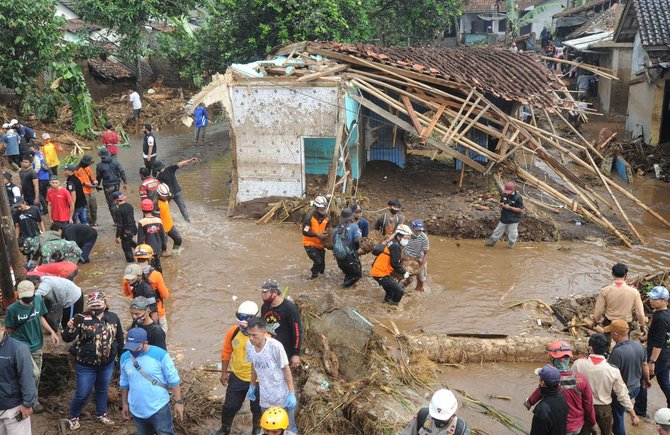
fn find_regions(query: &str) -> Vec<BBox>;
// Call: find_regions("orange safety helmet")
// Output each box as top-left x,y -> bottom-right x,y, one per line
547,340 -> 573,359
133,244 -> 154,260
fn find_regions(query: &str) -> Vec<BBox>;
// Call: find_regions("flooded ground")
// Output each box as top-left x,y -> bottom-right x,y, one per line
70,121 -> 670,432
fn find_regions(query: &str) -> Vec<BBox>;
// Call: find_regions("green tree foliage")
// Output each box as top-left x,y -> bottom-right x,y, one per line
0,0 -> 66,93
74,0 -> 198,84
159,0 -> 459,85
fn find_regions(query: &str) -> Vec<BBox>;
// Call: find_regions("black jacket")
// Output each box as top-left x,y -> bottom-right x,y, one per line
500,192 -> 524,224
530,386 -> 568,435
0,332 -> 37,409
96,154 -> 126,188
62,309 -> 124,366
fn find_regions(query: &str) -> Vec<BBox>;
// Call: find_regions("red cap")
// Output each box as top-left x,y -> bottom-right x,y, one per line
140,199 -> 154,212
547,340 -> 573,358
503,181 -> 516,194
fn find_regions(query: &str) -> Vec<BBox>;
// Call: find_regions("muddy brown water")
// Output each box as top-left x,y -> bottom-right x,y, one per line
71,123 -> 670,432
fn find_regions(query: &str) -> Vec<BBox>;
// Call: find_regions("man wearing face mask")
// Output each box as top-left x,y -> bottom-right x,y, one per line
352,204 -> 369,238
371,224 -> 411,305
129,297 -> 166,351
302,195 -> 330,279
485,181 -> 524,248
260,279 -> 303,371
375,198 -> 405,239
5,280 -> 60,414
62,291 -> 124,430
213,301 -> 263,435
122,263 -> 159,323
133,245 -> 170,334
529,365 -> 568,435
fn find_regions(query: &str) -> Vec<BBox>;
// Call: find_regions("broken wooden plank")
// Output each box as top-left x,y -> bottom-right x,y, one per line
420,102 -> 448,142
297,64 -> 349,82
400,94 -> 423,136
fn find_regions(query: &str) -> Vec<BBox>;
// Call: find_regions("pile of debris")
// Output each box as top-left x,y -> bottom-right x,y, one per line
98,87 -> 190,130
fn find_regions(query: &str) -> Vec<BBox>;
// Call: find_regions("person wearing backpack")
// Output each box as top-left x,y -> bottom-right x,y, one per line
213,301 -> 263,435
302,195 -> 330,279
332,208 -> 362,288
370,224 -> 411,305
122,263 -> 159,322
403,389 -> 470,435
134,245 -> 171,334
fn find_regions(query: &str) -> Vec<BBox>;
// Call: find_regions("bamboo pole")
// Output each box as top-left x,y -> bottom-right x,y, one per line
539,56 -> 619,80
553,109 -> 604,160
541,108 -> 566,164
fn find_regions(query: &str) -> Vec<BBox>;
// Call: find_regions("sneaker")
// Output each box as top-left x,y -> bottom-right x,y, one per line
68,417 -> 81,430
96,413 -> 114,425
508,241 -> 516,249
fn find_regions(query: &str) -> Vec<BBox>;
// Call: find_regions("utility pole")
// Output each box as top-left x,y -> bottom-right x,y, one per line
0,185 -> 24,307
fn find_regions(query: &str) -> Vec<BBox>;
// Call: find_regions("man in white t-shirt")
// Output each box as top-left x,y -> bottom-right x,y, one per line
245,317 -> 298,434
129,90 -> 142,120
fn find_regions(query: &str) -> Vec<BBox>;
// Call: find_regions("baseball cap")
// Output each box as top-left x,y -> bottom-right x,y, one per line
17,280 -> 35,298
87,291 -> 106,308
410,220 -> 424,231
130,296 -> 150,310
387,198 -> 401,208
503,181 -> 516,194
124,263 -> 143,281
603,319 -> 629,334
534,364 -> 560,386
49,174 -> 59,181
123,327 -> 147,350
42,133 -> 50,139
655,408 -> 670,425
648,286 -> 670,300
2,171 -> 11,180
80,155 -> 94,165
112,191 -> 126,201
352,204 -> 363,212
12,196 -> 25,208
64,164 -> 76,172
340,208 -> 353,220
261,279 -> 279,292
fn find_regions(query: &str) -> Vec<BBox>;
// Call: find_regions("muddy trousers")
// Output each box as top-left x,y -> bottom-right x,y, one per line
166,227 -> 182,249
304,246 -> 325,276
490,222 -> 519,243
120,233 -> 137,263
336,254 -> 361,286
31,350 -> 42,402
85,193 -> 97,225
374,276 -> 404,303
219,373 -> 261,434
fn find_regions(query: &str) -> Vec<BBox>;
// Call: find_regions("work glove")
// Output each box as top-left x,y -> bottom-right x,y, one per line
403,272 -> 410,279
284,392 -> 297,409
247,385 -> 257,402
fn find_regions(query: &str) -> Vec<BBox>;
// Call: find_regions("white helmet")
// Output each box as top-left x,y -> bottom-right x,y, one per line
9,119 -> 18,126
2,124 -> 8,129
237,300 -> 259,317
395,224 -> 412,237
428,389 -> 458,421
312,195 -> 327,209
157,183 -> 170,197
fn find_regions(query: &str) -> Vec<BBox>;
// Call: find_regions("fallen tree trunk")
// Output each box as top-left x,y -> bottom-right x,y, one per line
408,335 -> 589,364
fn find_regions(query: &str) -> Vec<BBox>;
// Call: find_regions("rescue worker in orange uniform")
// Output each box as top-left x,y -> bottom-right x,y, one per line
371,224 -> 411,305
302,195 -> 330,279
132,244 -> 170,334
374,198 -> 405,239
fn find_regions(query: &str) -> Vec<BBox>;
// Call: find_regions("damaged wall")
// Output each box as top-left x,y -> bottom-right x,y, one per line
626,79 -> 665,144
229,84 -> 339,202
598,47 -> 632,114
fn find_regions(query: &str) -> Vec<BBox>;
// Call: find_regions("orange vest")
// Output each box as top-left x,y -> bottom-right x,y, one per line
302,213 -> 329,249
371,244 -> 393,277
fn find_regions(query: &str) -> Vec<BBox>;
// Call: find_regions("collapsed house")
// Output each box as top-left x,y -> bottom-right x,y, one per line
187,41 -> 670,247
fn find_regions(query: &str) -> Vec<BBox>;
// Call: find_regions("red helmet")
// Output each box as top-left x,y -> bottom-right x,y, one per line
547,340 -> 573,358
141,198 -> 154,212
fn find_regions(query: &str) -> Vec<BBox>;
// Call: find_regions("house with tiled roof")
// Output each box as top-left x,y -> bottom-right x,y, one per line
614,0 -> 670,144
459,0 -> 568,45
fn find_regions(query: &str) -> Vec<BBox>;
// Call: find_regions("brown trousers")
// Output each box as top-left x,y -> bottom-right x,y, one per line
579,404 -> 612,435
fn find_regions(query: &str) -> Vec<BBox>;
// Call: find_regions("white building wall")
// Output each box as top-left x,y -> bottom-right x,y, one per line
528,0 -> 568,35
56,2 -> 79,19
230,86 -> 339,203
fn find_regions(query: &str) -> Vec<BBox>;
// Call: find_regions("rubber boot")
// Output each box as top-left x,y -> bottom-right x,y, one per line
484,238 -> 496,247
251,414 -> 262,435
508,241 -> 516,249
212,417 -> 233,435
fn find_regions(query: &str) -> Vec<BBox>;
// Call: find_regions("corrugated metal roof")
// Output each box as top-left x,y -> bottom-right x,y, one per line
563,31 -> 614,51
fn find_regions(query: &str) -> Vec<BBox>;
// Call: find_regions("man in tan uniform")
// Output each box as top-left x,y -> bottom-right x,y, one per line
594,263 -> 646,329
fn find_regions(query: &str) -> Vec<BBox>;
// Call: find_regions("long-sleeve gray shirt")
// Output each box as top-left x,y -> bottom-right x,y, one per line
0,332 -> 37,409
35,276 -> 82,309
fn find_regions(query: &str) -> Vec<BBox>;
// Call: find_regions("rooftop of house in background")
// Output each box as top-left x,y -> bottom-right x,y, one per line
64,18 -> 102,34
554,0 -> 613,17
633,0 -> 670,47
461,0 -> 542,13
306,41 -> 568,108
565,3 -> 621,38
87,58 -> 134,80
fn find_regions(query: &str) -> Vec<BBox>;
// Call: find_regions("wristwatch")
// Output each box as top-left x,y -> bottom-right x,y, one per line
175,398 -> 185,404
649,359 -> 656,364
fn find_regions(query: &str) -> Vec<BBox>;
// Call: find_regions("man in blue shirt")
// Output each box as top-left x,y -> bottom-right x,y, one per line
120,328 -> 184,435
352,204 -> 369,237
2,123 -> 21,170
193,103 -> 208,146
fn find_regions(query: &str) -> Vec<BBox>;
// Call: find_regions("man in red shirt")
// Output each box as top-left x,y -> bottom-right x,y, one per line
101,123 -> 120,159
46,176 -> 73,224
525,341 -> 596,434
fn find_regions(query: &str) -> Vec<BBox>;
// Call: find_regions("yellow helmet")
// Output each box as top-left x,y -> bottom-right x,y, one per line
260,407 -> 289,431
133,244 -> 154,260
